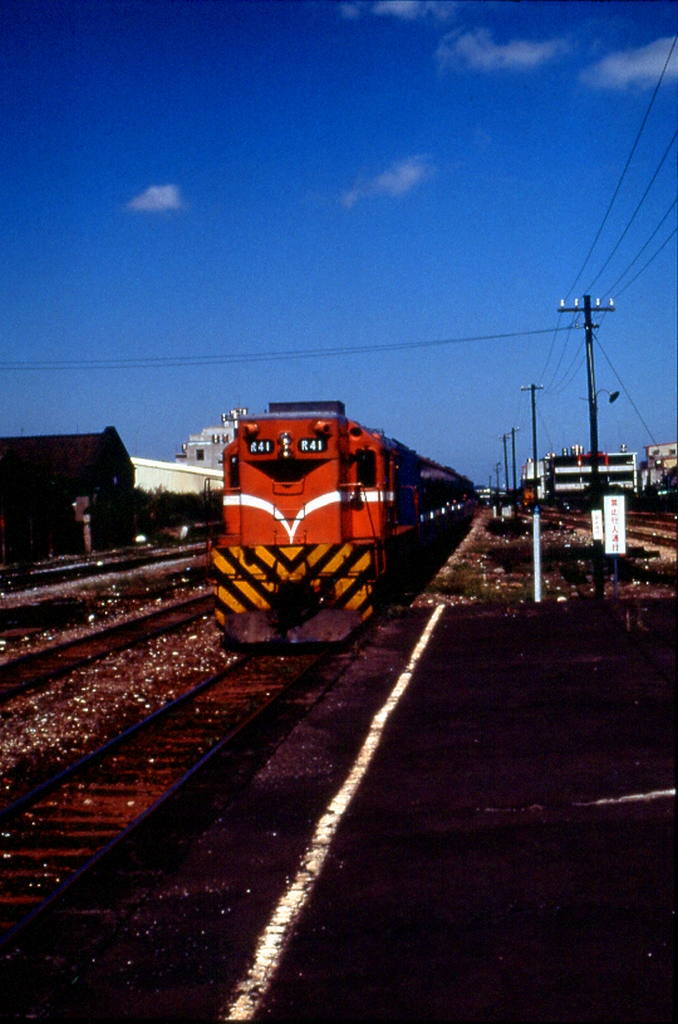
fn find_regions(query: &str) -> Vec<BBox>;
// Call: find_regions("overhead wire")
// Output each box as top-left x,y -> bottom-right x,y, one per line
563,33 -> 677,300
594,332 -> 659,446
536,405 -> 555,457
550,345 -> 586,397
539,34 -> 676,442
0,326 -> 571,372
605,197 -> 677,297
543,315 -> 578,392
584,129 -> 677,294
614,225 -> 677,299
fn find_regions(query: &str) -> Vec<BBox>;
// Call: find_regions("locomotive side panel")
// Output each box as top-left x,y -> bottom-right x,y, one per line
417,459 -> 474,546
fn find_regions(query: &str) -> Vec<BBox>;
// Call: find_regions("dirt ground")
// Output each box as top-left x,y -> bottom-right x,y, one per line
416,507 -> 676,608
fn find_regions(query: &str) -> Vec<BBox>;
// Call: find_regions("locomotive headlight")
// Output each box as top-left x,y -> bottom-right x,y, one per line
243,422 -> 260,439
279,431 -> 293,459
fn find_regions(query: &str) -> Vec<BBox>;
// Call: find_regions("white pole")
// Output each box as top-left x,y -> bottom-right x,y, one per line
533,505 -> 542,602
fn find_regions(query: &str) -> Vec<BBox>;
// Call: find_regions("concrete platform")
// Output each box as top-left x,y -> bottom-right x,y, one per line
1,598 -> 674,1020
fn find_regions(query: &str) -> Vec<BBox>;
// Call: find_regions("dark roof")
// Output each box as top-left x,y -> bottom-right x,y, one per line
0,427 -> 130,482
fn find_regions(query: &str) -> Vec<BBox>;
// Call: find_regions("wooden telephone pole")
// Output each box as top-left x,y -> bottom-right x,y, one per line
558,295 -> 615,597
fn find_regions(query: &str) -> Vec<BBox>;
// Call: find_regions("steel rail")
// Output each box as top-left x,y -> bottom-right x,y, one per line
539,508 -> 676,548
0,593 -> 214,701
0,648 -> 325,946
0,543 -> 207,594
0,655 -> 247,823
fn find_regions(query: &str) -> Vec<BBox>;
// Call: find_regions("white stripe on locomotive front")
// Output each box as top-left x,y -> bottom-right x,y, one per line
223,489 -> 386,544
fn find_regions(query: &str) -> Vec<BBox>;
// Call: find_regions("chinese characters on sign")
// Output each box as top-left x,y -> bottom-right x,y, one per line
604,495 -> 626,555
591,509 -> 604,541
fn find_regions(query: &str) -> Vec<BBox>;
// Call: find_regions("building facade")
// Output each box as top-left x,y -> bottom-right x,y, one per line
545,446 -> 637,500
133,457 -> 223,495
175,408 -> 248,471
639,441 -> 677,494
521,446 -> 638,504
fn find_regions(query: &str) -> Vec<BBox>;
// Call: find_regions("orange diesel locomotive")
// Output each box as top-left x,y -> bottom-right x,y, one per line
211,402 -> 474,643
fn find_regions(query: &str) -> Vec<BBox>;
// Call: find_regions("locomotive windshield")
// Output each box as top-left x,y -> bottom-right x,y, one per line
246,458 -> 330,483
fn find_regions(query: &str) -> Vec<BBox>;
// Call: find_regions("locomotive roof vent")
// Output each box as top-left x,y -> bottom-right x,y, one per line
269,401 -> 346,416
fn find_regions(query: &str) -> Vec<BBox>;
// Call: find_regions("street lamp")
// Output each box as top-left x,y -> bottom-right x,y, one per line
595,388 -> 620,408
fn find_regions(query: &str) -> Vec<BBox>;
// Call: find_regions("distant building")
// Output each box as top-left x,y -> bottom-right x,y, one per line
0,427 -> 134,562
521,458 -> 547,502
132,408 -> 248,494
545,446 -> 637,501
639,441 -> 677,494
521,446 -> 638,504
133,457 -> 222,495
175,408 -> 247,471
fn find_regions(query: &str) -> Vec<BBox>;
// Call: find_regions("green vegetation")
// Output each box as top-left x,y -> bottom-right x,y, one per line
133,489 -> 222,545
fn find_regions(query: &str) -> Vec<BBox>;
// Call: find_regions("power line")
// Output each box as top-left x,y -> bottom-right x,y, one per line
604,197 -> 677,297
0,326 -> 570,372
543,316 -> 578,391
536,404 -> 555,456
614,226 -> 677,299
565,34 -> 677,299
595,333 -> 659,446
584,129 -> 677,294
549,346 -> 586,396
543,38 -> 676,389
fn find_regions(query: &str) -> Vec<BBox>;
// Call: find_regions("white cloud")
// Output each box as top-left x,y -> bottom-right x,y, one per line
580,37 -> 677,90
339,3 -> 363,20
342,155 -> 435,209
126,184 -> 184,212
371,1 -> 456,20
437,28 -> 570,73
340,1 -> 455,22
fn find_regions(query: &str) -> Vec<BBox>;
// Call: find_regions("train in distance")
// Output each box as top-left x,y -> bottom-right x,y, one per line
210,401 -> 475,644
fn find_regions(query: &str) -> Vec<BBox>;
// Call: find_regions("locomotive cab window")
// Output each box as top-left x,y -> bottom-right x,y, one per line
229,454 -> 240,488
356,448 -> 377,488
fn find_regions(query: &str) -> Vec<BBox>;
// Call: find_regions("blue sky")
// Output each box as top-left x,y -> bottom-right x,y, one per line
1,0 -> 676,487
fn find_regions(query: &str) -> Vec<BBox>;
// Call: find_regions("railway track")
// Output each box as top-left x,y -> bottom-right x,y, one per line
0,594 -> 215,702
623,513 -> 676,549
0,543 -> 207,595
0,649 -> 325,941
540,508 -> 676,551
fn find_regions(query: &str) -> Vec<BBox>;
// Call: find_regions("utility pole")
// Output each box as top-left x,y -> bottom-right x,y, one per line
511,427 -> 518,497
522,385 -> 543,502
559,295 -> 615,598
521,384 -> 543,602
501,434 -> 509,496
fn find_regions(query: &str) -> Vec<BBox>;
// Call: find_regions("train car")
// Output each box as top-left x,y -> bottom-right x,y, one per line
210,401 -> 474,643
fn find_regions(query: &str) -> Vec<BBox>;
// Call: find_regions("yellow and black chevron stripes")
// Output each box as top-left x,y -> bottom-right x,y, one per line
212,543 -> 376,621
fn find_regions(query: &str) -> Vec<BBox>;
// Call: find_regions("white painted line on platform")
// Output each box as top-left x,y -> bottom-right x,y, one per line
221,604 -> 445,1021
574,788 -> 675,806
483,788 -> 675,814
